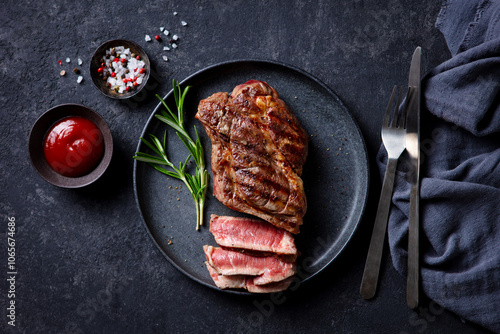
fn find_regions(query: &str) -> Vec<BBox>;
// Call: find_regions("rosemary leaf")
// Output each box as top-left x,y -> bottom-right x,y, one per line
134,80 -> 208,230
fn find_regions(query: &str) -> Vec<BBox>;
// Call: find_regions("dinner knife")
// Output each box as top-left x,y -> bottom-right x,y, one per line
405,46 -> 421,309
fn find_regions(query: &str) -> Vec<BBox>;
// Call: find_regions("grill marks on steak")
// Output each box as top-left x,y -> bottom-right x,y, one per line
198,81 -> 306,292
209,214 -> 297,260
196,80 -> 308,234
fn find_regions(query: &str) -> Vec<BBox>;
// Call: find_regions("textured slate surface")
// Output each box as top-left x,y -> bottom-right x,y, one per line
0,0 -> 490,333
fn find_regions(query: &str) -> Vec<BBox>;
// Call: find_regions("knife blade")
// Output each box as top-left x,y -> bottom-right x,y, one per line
405,46 -> 422,309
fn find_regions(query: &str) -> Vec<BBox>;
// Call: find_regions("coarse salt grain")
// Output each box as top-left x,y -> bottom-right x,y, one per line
163,29 -> 170,36
173,11 -> 178,15
66,57 -> 71,63
160,27 -> 165,31
163,46 -> 170,51
181,21 -> 187,26
145,34 -> 152,42
78,58 -> 83,65
77,76 -> 83,84
162,55 -> 168,62
172,34 -> 179,41
171,43 -> 178,49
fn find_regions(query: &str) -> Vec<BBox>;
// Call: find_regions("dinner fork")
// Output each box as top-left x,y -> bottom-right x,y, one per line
361,85 -> 406,300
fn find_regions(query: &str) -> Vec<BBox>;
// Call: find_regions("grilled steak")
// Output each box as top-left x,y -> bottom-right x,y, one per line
209,214 -> 297,259
203,245 -> 296,285
205,262 -> 293,293
196,80 -> 308,234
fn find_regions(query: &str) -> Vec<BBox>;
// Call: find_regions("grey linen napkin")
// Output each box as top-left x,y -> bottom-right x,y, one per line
377,0 -> 500,331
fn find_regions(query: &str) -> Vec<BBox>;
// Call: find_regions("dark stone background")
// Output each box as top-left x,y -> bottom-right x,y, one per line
0,0 -> 491,333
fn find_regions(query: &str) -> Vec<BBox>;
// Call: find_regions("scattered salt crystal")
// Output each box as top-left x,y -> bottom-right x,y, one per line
160,27 -> 165,31
145,34 -> 152,42
65,57 -> 71,63
163,46 -> 170,51
162,55 -> 169,62
181,21 -> 187,26
171,43 -> 178,49
78,58 -> 83,65
77,76 -> 83,84
172,34 -> 179,41
163,29 -> 169,36
173,11 -> 178,15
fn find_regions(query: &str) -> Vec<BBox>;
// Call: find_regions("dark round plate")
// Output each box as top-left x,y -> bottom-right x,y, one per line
28,104 -> 113,188
133,60 -> 369,294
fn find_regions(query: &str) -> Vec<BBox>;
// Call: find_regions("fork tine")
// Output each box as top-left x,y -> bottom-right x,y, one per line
383,86 -> 398,128
398,88 -> 408,129
394,86 -> 405,127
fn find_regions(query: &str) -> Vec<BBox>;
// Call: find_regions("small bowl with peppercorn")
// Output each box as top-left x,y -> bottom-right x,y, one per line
28,104 -> 114,188
90,39 -> 150,99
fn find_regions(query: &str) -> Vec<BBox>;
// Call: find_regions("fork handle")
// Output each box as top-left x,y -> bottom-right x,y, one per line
407,183 -> 420,309
360,157 -> 398,299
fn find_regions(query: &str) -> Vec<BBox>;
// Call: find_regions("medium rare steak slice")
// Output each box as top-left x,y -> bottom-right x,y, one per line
245,277 -> 293,293
209,214 -> 297,258
205,262 -> 293,293
196,80 -> 308,234
203,245 -> 296,285
205,262 -> 247,290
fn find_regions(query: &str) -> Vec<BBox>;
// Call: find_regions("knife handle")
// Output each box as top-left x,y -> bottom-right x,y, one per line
407,183 -> 420,309
360,157 -> 398,300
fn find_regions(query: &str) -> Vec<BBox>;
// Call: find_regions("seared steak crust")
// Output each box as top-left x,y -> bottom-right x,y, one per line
196,80 -> 308,234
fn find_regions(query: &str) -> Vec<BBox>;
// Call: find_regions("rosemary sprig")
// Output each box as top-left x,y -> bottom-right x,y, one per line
133,80 -> 208,230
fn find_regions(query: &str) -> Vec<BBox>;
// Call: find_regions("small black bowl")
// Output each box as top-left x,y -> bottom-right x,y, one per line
90,39 -> 150,99
28,104 -> 113,188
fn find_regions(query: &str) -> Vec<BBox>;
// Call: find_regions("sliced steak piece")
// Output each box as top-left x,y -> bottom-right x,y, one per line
245,277 -> 294,293
203,245 -> 295,285
205,262 -> 247,290
205,262 -> 294,293
209,214 -> 297,258
196,80 -> 308,234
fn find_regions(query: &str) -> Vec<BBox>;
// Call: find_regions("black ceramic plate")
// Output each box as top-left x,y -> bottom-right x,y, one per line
133,60 -> 369,293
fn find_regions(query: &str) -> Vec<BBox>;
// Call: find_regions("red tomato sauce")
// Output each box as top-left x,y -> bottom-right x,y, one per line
43,116 -> 104,177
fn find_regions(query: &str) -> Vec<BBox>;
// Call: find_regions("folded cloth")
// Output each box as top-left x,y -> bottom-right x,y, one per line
377,0 -> 500,331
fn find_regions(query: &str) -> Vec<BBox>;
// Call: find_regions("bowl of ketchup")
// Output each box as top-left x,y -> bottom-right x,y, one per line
29,104 -> 113,188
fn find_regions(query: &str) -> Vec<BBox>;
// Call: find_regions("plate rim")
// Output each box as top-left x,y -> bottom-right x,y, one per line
133,58 -> 370,294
